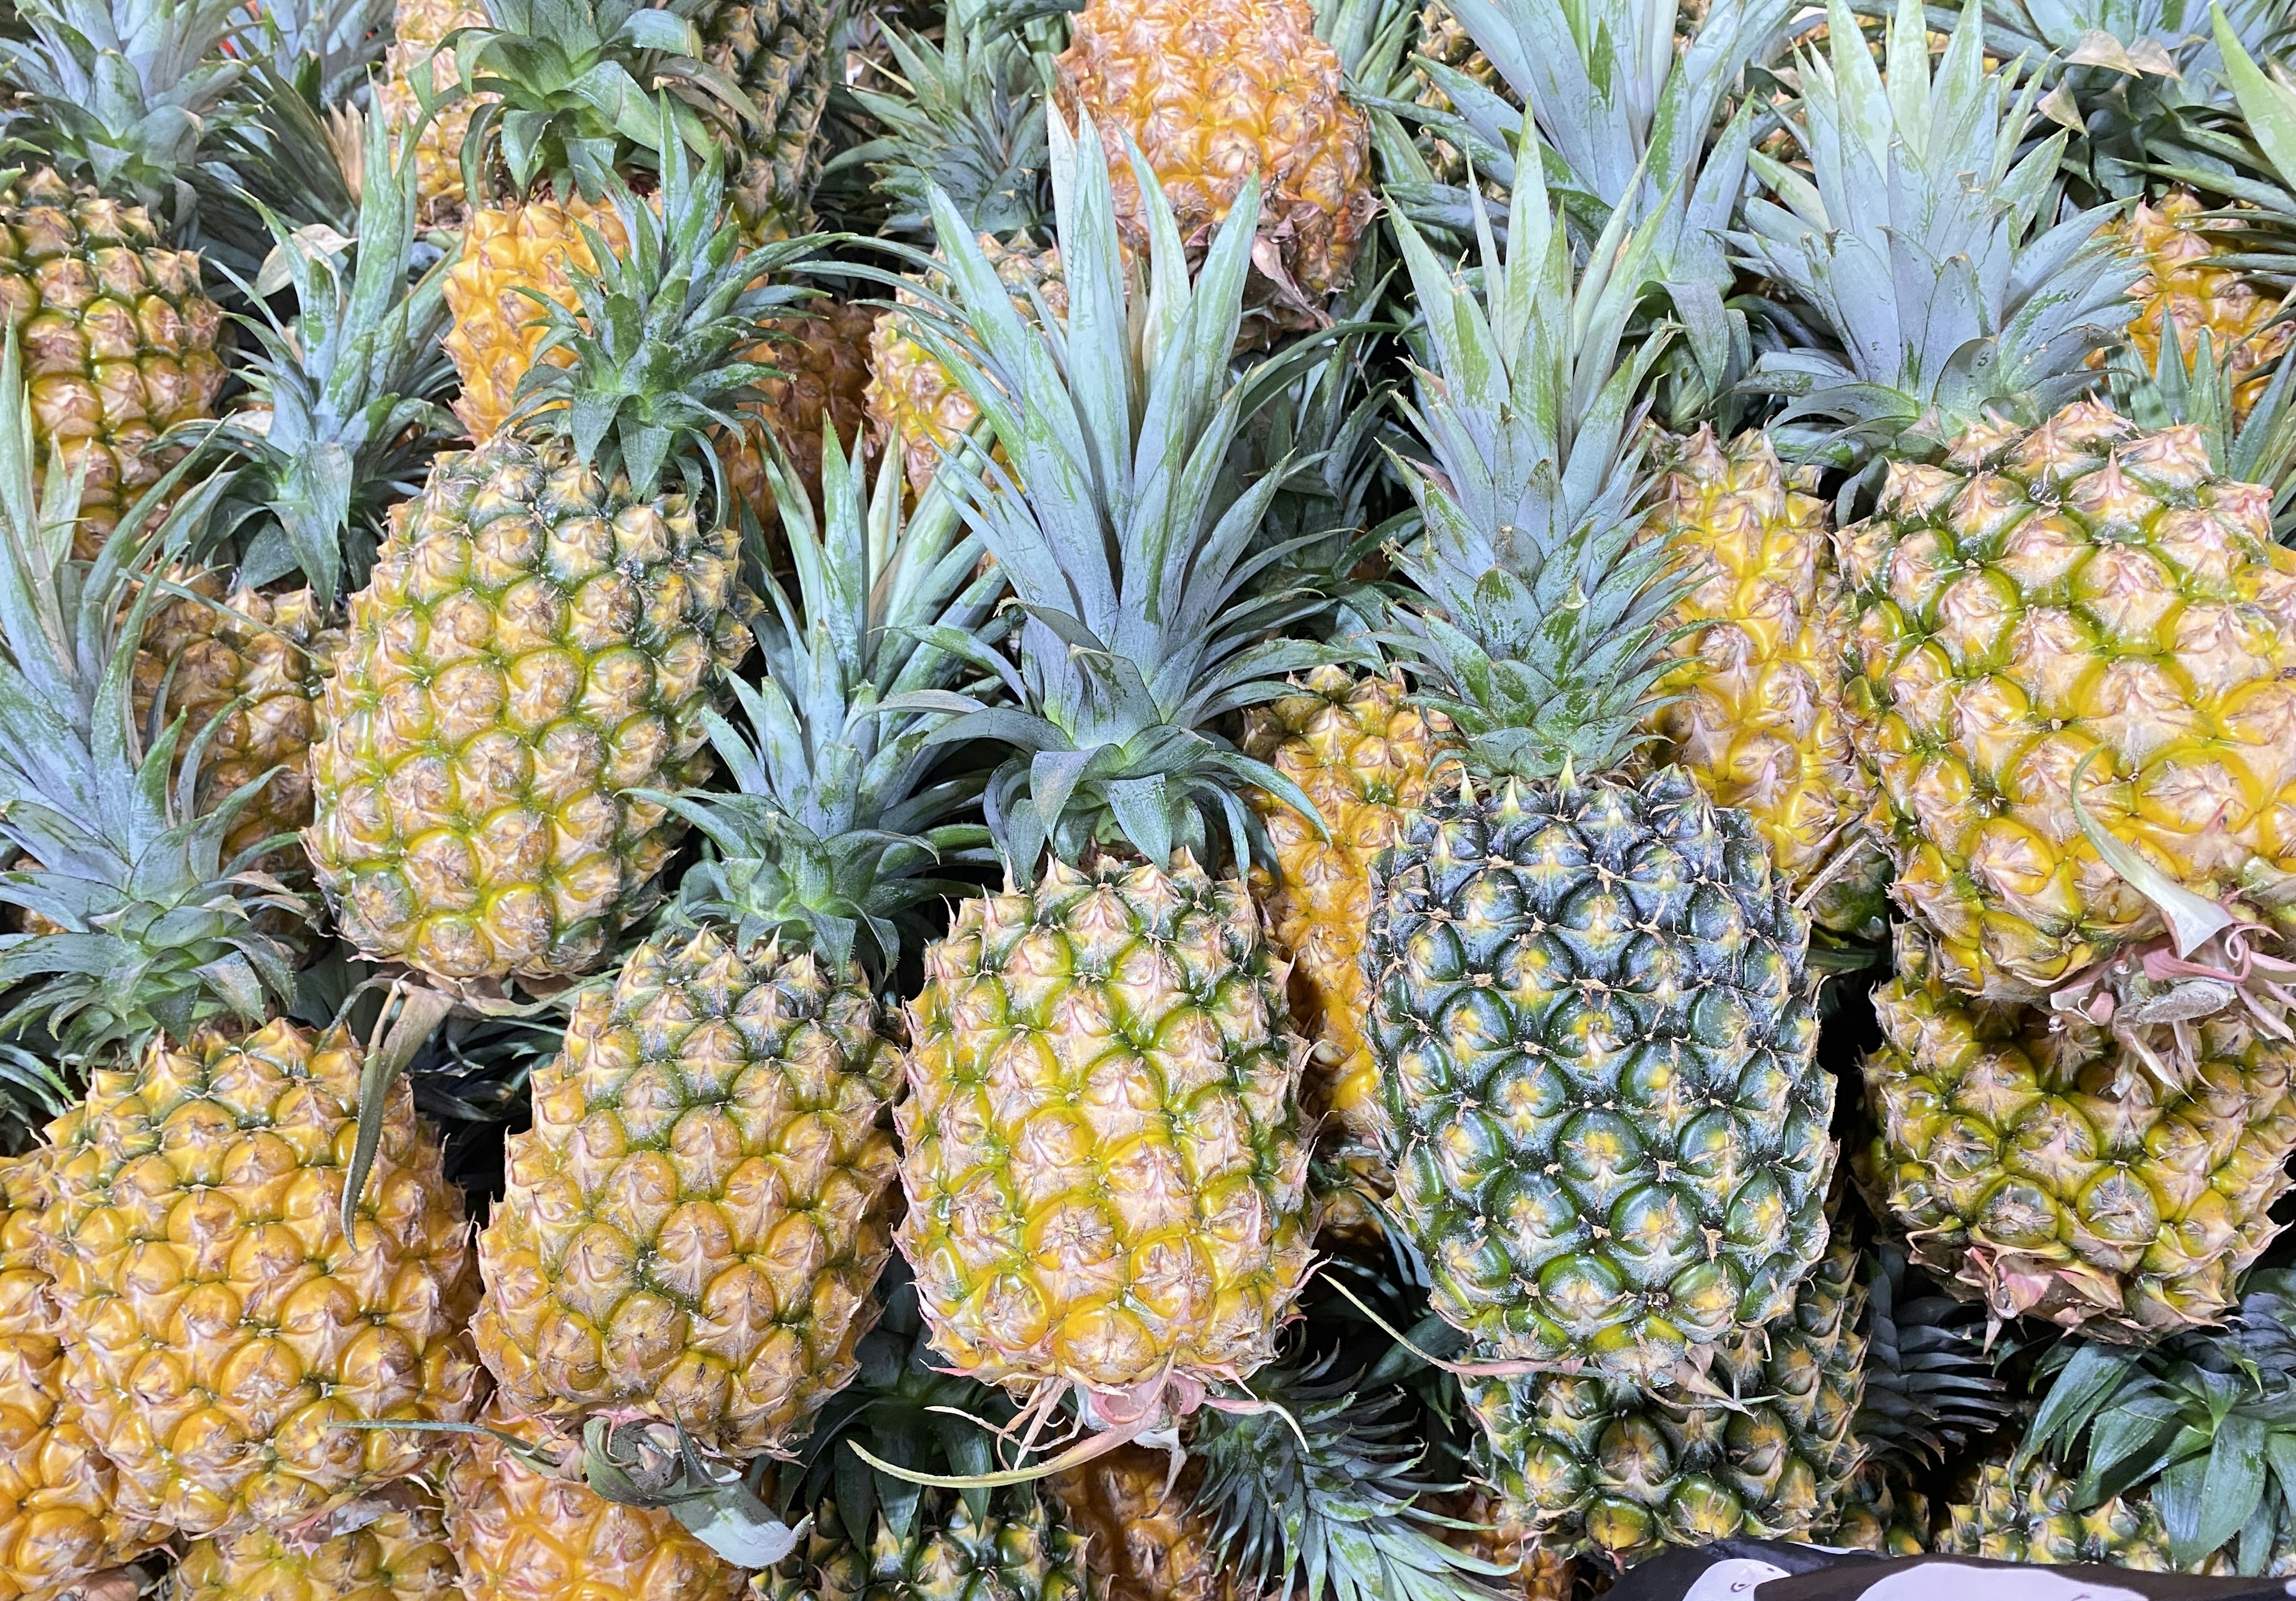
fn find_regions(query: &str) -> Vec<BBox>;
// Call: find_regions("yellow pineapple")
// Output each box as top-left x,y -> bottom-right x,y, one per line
1644,427 -> 1889,939
2102,190 -> 2292,421
1241,667 -> 1452,1154
173,1493 -> 462,1601
1049,1445 -> 1232,1601
377,0 -> 488,224
441,196 -> 631,442
1054,0 -> 1373,332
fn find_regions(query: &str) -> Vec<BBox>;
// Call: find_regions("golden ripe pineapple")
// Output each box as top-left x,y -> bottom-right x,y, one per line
1055,0 -> 1373,330
720,300 -> 878,527
866,236 -> 1065,497
38,1020 -> 482,1540
173,1493 -> 462,1601
1,170 -> 228,554
475,933 -> 900,1453
1050,1446 -> 1231,1601
1241,667 -> 1451,1154
377,0 -> 488,222
444,1402 -> 748,1601
1644,428 -> 1888,939
2106,190 -> 2292,421
441,197 -> 631,442
0,1153 -> 158,1601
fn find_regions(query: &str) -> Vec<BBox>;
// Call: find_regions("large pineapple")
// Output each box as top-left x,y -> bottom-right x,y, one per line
1241,669 -> 1452,1159
1054,0 -> 1372,331
0,0 -> 237,553
443,1401 -> 749,1601
892,130 -> 1319,1414
173,1493 -> 463,1601
38,1019 -> 481,1538
474,428 -> 997,1451
1464,1243 -> 1867,1569
307,140 -> 779,982
1364,166 -> 1831,1384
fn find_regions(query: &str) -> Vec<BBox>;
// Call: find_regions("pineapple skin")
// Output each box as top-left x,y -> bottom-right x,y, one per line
474,930 -> 900,1455
136,579 -> 340,869
1049,1444 -> 1232,1601
2106,191 -> 2293,421
759,1492 -> 1095,1601
442,198 -> 632,444
1838,401 -> 2296,998
444,1403 -> 747,1601
722,301 -> 878,528
699,0 -> 843,245
306,435 -> 751,982
1366,769 -> 1834,1382
39,1021 -> 482,1541
173,1493 -> 462,1601
0,169 -> 227,554
866,237 -> 1065,499
1645,429 -> 1889,940
1465,1242 -> 1867,1567
1055,0 -> 1373,328
0,1153 -> 160,1601
377,0 -> 488,224
1863,928 -> 2296,1337
895,853 -> 1316,1397
1241,667 -> 1452,1156
1943,1463 -> 2179,1570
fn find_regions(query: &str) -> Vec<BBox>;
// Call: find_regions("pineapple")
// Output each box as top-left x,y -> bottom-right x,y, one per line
720,300 -> 879,528
1942,1461 -> 2179,1569
1642,429 -> 1889,940
699,0 -> 847,245
1463,1243 -> 1867,1570
377,0 -> 488,222
891,127 -> 1320,1413
2101,191 -> 2293,422
1049,1447 -> 1231,1601
1864,927 -> 2296,1335
1364,156 -> 1831,1383
0,0 -> 237,552
1054,0 -> 1373,332
474,427 -> 998,1452
443,1401 -> 749,1601
173,1493 -> 463,1600
307,138 -> 780,982
442,197 -> 631,442
759,1492 -> 1095,1601
865,234 -> 1065,498
38,1019 -> 481,1538
1241,668 -> 1452,1157
0,1153 -> 160,1601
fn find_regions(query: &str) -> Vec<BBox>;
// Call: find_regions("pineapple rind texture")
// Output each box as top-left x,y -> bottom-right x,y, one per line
701,0 -> 842,246
1049,1443 -> 1230,1601
1942,1463 -> 2184,1571
0,1153 -> 160,1601
1838,401 -> 2296,998
444,1403 -> 747,1601
39,1021 -> 482,1541
2107,191 -> 2294,423
172,1494 -> 462,1601
1863,930 -> 2296,1337
0,169 -> 227,552
896,853 -> 1316,1397
758,1492 -> 1095,1601
1054,0 -> 1372,326
307,434 -> 751,982
1467,1243 -> 1868,1566
1366,769 -> 1833,1381
1243,667 -> 1454,1156
724,302 -> 878,528
1644,428 -> 1889,939
442,200 -> 633,444
377,0 -> 488,222
475,930 -> 900,1455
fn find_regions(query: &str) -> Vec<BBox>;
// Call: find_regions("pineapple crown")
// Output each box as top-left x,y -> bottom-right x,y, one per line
884,112 -> 1336,881
1732,0 -> 2141,465
1851,1242 -> 2009,1474
231,0 -> 393,110
514,112 -> 822,504
453,0 -> 755,202
0,338 -> 301,1070
208,106 -> 457,604
835,0 -> 1053,242
1381,140 -> 1683,783
0,0 -> 245,224
1188,1348 -> 1511,1601
2019,1273 -> 2296,1573
642,430 -> 1002,982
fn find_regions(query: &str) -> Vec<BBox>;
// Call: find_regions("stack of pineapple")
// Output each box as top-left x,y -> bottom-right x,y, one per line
0,0 -> 2291,1593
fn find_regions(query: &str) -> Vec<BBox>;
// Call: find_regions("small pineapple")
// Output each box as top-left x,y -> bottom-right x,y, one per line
173,1493 -> 462,1600
1863,928 -> 2296,1336
39,1020 -> 482,1539
1054,0 -> 1373,331
444,1401 -> 749,1601
376,0 -> 488,222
